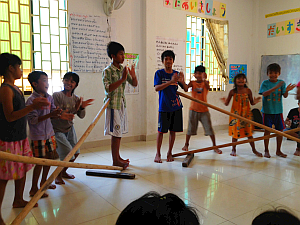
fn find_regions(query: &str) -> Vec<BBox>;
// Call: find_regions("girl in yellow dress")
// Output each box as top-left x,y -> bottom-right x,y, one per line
221,73 -> 262,156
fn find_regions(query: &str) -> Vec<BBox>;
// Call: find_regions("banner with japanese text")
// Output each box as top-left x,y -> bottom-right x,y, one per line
267,17 -> 300,38
163,0 -> 226,19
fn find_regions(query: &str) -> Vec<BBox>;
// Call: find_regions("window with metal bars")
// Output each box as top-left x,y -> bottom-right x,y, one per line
186,15 -> 225,92
0,0 -> 69,95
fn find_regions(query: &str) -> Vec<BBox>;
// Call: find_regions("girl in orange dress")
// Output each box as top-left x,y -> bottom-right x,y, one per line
221,73 -> 262,157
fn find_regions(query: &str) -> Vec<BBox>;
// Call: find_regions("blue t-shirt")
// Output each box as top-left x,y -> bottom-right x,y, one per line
154,69 -> 183,112
259,79 -> 286,114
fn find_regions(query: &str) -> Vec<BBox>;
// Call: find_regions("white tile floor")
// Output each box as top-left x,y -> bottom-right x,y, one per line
3,129 -> 300,225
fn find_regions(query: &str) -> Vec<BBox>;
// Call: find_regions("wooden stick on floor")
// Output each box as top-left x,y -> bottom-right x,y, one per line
0,151 -> 122,170
11,99 -> 110,225
173,127 -> 300,157
177,91 -> 300,143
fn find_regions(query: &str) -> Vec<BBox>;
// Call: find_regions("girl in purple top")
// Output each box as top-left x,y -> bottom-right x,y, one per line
0,53 -> 49,225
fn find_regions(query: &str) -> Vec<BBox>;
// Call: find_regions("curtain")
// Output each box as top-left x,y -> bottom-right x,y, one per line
205,19 -> 229,84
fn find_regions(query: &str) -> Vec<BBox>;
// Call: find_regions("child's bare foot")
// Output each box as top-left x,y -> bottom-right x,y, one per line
264,151 -> 271,158
230,150 -> 236,156
276,151 -> 287,158
154,153 -> 162,163
62,172 -> 75,179
182,144 -> 189,151
29,191 -> 48,198
113,161 -> 129,170
55,177 -> 65,185
48,184 -> 56,189
294,148 -> 300,156
13,200 -> 38,208
214,148 -> 222,154
252,150 -> 263,157
166,153 -> 174,162
119,157 -> 130,163
40,182 -> 56,189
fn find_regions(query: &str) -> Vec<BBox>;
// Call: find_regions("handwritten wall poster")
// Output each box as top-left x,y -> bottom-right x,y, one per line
123,53 -> 139,95
69,13 -> 116,72
163,0 -> 227,19
267,17 -> 300,38
296,18 -> 300,33
229,64 -> 247,84
155,36 -> 185,72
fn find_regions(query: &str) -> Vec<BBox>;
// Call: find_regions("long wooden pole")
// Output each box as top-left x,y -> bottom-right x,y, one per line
0,151 -> 122,170
12,99 -> 110,225
177,91 -> 300,143
173,127 -> 300,157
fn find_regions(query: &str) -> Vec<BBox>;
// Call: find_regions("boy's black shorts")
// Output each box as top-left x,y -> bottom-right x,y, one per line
158,109 -> 183,133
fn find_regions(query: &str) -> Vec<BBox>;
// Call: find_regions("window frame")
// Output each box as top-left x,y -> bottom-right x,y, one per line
186,15 -> 226,92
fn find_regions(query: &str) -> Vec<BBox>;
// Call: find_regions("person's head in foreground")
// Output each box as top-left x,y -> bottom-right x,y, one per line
252,208 -> 300,225
116,191 -> 200,225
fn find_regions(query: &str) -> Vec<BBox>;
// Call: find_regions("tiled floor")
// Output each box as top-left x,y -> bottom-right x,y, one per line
3,129 -> 300,224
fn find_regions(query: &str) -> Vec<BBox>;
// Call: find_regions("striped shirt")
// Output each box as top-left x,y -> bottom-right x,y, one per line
102,63 -> 134,109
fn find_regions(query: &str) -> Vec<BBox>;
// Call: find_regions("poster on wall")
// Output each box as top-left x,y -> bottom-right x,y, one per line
155,36 -> 185,72
229,64 -> 247,84
123,53 -> 139,95
69,13 -> 116,72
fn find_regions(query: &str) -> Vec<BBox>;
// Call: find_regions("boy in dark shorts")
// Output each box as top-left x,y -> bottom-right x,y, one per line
259,63 -> 296,158
154,50 -> 187,163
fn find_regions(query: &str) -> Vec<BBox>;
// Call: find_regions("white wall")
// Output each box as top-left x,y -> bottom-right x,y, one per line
254,0 -> 300,117
69,0 -> 260,143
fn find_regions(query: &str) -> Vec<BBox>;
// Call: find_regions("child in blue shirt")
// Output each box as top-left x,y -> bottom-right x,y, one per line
259,63 -> 296,158
154,50 -> 187,163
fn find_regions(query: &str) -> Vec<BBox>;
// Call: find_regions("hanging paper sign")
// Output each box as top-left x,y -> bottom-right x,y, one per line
276,21 -> 285,37
181,0 -> 189,11
205,0 -> 213,16
164,0 -> 173,8
285,19 -> 295,35
189,0 -> 198,13
173,0 -> 181,9
212,1 -> 220,17
295,18 -> 300,33
220,3 -> 226,18
267,23 -> 276,38
198,0 -> 205,13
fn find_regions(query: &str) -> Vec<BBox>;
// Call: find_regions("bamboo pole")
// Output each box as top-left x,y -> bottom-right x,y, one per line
0,151 -> 122,170
177,91 -> 300,143
11,99 -> 110,225
173,127 -> 300,157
